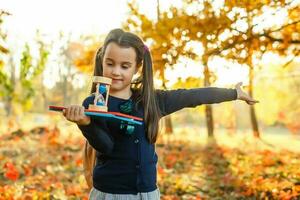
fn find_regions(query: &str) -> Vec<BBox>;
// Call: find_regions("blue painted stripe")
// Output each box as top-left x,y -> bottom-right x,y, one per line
84,112 -> 143,125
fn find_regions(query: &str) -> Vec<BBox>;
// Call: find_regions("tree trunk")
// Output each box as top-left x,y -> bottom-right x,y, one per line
5,99 -> 12,117
246,9 -> 260,138
249,66 -> 260,138
63,75 -> 68,106
156,0 -> 173,135
5,57 -> 15,116
205,105 -> 214,137
162,75 -> 173,134
40,75 -> 48,112
204,62 -> 214,137
164,115 -> 173,134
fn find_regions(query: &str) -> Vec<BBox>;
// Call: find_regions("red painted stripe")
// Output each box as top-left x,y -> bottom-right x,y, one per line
49,105 -> 143,121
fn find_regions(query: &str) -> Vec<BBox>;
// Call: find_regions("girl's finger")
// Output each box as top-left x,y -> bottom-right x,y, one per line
80,107 -> 85,117
247,99 -> 259,104
70,106 -> 76,121
246,100 -> 253,105
66,107 -> 71,119
235,82 -> 243,89
74,106 -> 80,121
249,99 -> 259,103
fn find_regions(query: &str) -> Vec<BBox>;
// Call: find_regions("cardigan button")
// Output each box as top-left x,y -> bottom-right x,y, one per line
134,139 -> 139,144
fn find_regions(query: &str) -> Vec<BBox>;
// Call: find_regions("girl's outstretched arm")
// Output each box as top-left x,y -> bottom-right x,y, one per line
156,83 -> 258,117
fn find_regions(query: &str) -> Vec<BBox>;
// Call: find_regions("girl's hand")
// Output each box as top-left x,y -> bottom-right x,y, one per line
235,82 -> 259,105
62,105 -> 91,126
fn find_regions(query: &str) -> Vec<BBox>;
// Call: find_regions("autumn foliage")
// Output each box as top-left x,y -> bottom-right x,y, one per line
1,126 -> 300,199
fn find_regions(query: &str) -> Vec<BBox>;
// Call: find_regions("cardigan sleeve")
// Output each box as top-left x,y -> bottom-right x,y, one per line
156,87 -> 237,117
77,95 -> 114,154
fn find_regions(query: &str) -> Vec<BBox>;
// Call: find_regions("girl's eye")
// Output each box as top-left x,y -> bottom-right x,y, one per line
122,66 -> 129,69
107,63 -> 113,66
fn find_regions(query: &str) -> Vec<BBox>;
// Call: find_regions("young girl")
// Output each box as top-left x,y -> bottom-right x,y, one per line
63,28 -> 258,200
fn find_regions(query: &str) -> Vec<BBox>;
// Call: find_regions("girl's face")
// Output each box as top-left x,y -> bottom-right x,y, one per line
102,42 -> 138,95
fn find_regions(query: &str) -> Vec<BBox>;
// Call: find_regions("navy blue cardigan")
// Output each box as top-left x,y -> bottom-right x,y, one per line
78,88 -> 237,194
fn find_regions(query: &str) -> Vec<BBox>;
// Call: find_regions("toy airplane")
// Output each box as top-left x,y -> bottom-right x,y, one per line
48,76 -> 143,126
48,105 -> 143,125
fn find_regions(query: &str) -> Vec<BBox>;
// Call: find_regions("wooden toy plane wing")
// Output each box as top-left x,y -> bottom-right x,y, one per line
49,105 -> 143,125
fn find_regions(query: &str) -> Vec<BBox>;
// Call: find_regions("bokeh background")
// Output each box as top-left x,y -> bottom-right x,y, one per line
1,0 -> 300,199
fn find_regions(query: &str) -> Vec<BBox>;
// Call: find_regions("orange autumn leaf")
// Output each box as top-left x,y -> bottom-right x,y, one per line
165,154 -> 178,168
157,165 -> 165,175
295,185 -> 300,192
3,162 -> 14,169
195,194 -> 203,200
241,188 -> 255,196
65,185 -> 82,196
75,157 -> 83,166
262,156 -> 276,167
4,162 -> 20,181
5,170 -> 19,181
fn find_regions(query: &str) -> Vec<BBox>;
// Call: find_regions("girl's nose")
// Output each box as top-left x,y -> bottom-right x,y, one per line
112,66 -> 121,75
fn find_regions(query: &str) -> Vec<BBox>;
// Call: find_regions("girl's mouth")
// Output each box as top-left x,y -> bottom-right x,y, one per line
112,79 -> 122,82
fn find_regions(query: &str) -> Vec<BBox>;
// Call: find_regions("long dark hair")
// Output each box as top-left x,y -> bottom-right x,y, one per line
90,28 -> 161,144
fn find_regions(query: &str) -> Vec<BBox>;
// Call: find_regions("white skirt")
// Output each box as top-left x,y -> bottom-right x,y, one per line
88,187 -> 160,200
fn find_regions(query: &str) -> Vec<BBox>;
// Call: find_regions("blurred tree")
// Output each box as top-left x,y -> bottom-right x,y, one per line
125,0 -> 199,135
54,32 -> 86,106
155,0 -> 173,135
125,0 -> 233,138
35,31 -> 52,112
7,41 -> 49,115
124,0 -> 300,139
0,10 -> 10,55
0,11 -> 49,116
0,10 -> 11,115
39,34 -> 103,109
254,61 -> 300,135
0,11 -> 50,116
69,35 -> 107,109
220,0 -> 300,137
180,1 -> 234,137
72,35 -> 104,74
